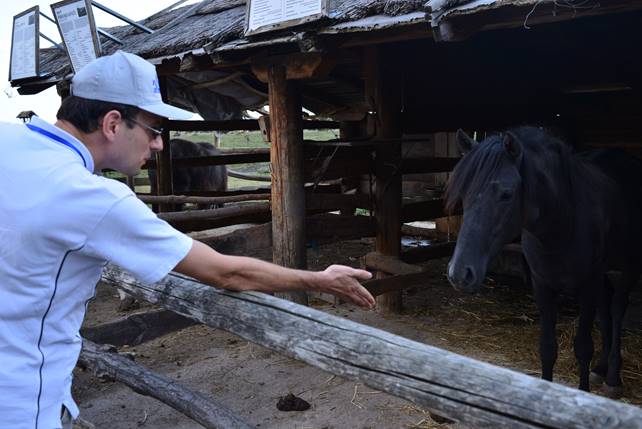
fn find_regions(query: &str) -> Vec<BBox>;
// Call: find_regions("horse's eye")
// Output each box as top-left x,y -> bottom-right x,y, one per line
499,190 -> 512,201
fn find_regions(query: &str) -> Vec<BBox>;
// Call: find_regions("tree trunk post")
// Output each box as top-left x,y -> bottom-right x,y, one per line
368,46 -> 403,313
268,64 -> 308,305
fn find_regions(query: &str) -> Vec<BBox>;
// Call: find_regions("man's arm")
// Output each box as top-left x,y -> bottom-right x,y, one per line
173,240 -> 375,309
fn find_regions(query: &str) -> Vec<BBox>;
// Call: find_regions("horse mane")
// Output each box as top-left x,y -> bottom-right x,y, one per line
445,127 -> 611,218
445,134 -> 505,213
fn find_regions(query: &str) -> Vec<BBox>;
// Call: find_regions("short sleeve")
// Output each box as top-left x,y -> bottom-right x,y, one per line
84,195 -> 193,284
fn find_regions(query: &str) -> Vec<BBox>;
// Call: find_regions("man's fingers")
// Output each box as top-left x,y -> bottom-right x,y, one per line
349,268 -> 372,281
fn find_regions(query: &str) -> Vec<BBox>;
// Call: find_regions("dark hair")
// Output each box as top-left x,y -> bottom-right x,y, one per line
56,96 -> 140,133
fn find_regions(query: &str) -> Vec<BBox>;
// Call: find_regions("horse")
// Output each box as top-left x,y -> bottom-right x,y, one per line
445,127 -> 642,395
149,138 -> 228,209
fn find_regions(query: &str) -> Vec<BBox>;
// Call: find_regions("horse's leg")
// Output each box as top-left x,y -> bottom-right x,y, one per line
604,270 -> 639,397
534,284 -> 557,382
575,290 -> 597,391
590,274 -> 613,385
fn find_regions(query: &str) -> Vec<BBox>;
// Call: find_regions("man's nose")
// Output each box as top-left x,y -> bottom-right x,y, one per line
150,135 -> 163,152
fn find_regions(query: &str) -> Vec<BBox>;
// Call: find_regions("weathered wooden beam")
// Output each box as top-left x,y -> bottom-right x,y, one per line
158,203 -> 271,224
363,271 -> 433,297
362,252 -> 424,276
268,63 -> 308,305
81,309 -> 197,347
253,52 -> 336,83
79,340 -> 252,429
138,193 -> 270,206
101,267 -> 642,429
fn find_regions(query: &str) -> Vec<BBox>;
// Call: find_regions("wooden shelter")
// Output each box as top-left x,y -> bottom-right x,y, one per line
12,0 -> 642,311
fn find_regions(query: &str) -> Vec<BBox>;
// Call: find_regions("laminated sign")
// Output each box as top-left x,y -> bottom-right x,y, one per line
9,6 -> 39,81
246,0 -> 327,35
51,0 -> 101,73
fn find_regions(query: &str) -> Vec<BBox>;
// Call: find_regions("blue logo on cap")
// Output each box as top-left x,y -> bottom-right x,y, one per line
152,78 -> 161,94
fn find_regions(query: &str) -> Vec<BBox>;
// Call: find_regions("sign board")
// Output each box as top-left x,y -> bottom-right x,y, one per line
51,0 -> 101,73
246,0 -> 328,36
9,6 -> 40,81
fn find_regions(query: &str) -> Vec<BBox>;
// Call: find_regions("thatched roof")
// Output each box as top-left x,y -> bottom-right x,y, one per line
13,0 -> 642,120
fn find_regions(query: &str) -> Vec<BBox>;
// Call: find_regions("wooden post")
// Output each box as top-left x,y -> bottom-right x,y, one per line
156,76 -> 174,212
368,46 -> 403,313
268,64 -> 308,305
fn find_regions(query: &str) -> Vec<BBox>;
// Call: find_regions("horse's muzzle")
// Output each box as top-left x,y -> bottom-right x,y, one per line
447,261 -> 479,293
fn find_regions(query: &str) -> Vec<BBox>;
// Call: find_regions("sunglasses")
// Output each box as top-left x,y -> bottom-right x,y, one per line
128,118 -> 164,139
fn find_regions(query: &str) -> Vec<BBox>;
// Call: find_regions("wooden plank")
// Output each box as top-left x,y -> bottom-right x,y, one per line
158,203 -> 271,224
268,63 -> 308,305
79,340 -> 252,429
363,271 -> 433,297
101,267 -> 642,429
362,252 -> 424,275
81,309 -> 197,347
138,193 -> 270,206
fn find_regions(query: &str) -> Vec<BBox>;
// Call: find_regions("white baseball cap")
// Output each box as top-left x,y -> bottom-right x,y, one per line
70,51 -> 193,120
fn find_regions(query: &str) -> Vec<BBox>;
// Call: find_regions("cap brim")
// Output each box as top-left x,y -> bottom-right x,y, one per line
138,102 -> 194,120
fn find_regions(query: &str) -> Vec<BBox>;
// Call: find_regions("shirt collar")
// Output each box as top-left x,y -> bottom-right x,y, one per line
29,117 -> 95,173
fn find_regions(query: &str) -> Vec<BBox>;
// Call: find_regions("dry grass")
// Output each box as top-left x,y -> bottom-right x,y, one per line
405,262 -> 642,406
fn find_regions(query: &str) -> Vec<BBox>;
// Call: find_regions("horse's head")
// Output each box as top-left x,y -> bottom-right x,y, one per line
445,130 -> 523,293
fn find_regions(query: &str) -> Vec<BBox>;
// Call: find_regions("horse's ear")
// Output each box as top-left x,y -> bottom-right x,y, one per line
456,129 -> 477,154
503,131 -> 522,160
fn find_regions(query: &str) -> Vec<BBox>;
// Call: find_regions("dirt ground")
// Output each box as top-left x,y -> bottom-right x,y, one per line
73,237 -> 642,429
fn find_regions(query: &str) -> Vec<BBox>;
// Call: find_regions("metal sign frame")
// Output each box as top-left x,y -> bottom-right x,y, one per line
51,0 -> 102,73
245,0 -> 328,36
9,6 -> 40,82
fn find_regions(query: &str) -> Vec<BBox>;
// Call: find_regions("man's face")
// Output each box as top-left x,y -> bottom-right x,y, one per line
115,111 -> 164,176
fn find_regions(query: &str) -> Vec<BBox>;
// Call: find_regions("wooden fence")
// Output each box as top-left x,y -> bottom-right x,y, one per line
97,265 -> 642,429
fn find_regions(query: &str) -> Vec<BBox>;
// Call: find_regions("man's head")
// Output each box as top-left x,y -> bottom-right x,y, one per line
56,51 -> 192,175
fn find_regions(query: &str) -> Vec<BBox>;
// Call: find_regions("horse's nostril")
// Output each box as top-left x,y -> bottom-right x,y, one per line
464,266 -> 476,286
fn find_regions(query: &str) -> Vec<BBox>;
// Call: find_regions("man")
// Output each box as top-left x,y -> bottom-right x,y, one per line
0,51 -> 375,429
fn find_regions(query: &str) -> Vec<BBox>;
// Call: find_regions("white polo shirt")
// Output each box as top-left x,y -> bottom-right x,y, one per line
0,117 -> 193,429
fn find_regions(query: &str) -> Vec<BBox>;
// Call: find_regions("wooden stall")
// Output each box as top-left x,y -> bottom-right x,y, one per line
11,0 -> 642,425
13,0 -> 642,312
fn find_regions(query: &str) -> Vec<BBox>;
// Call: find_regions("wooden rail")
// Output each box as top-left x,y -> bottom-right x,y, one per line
102,266 -> 642,429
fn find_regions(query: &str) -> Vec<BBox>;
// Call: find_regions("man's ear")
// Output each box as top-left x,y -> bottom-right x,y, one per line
100,110 -> 123,140
503,131 -> 522,160
456,129 -> 477,154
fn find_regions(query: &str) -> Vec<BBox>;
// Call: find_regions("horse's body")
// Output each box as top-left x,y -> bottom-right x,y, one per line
149,138 -> 228,209
446,127 -> 642,394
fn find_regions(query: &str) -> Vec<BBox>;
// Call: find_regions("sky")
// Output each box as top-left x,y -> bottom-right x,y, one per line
0,0 -> 200,123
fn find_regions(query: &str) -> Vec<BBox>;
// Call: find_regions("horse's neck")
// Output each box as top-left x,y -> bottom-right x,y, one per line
522,153 -> 610,249
521,155 -> 579,248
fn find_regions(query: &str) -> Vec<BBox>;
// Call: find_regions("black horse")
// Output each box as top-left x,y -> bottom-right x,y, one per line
445,127 -> 642,395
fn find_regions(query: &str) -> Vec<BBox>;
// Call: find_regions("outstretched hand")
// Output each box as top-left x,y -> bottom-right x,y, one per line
317,265 -> 375,309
